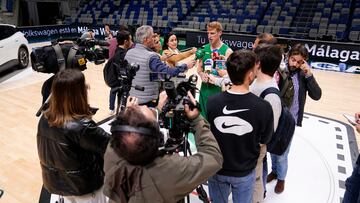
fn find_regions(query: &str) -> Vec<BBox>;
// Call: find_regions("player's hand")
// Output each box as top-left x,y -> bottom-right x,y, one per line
216,68 -> 228,77
208,74 -> 218,84
199,72 -> 209,83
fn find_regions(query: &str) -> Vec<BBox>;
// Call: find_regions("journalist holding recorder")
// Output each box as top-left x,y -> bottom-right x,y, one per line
125,25 -> 195,107
103,92 -> 223,203
37,69 -> 110,202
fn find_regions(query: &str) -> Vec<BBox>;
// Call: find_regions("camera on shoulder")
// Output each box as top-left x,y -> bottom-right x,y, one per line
30,38 -> 109,74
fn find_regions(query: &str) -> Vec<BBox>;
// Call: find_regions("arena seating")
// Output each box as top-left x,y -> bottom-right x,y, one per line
348,1 -> 360,42
0,0 -> 16,25
67,0 -> 199,33
258,0 -> 299,37
179,0 -> 268,33
306,0 -> 351,41
65,0 -> 360,43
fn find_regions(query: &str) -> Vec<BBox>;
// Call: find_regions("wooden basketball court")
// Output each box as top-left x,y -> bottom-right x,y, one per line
0,52 -> 359,202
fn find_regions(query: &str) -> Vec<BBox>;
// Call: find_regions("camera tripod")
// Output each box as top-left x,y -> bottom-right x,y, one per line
112,85 -> 130,115
111,77 -> 144,115
162,132 -> 210,203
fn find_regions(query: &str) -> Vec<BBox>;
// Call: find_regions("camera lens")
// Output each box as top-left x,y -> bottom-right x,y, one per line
164,82 -> 177,100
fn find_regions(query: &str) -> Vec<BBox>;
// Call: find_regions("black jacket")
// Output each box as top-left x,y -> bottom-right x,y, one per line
37,116 -> 110,196
114,46 -> 127,64
295,71 -> 322,126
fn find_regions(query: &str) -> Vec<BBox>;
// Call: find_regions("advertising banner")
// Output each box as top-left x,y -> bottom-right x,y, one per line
186,31 -> 360,73
17,26 -> 359,73
186,31 -> 256,50
18,25 -> 116,42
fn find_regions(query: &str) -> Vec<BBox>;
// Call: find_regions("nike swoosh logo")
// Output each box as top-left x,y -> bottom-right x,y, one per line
222,123 -> 241,129
214,116 -> 253,136
223,106 -> 249,115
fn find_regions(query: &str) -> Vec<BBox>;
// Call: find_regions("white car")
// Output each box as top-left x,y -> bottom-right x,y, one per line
0,24 -> 29,72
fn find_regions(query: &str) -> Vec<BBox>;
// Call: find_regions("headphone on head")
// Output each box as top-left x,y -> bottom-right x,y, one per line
111,125 -> 164,147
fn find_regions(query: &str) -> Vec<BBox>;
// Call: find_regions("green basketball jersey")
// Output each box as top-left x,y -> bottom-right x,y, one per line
199,43 -> 231,119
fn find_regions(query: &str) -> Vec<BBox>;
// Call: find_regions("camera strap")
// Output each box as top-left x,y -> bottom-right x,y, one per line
111,125 -> 157,137
67,45 -> 79,68
52,43 -> 66,71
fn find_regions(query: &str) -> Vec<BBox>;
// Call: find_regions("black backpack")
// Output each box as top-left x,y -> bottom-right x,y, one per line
277,69 -> 294,108
103,57 -> 120,88
260,87 -> 296,155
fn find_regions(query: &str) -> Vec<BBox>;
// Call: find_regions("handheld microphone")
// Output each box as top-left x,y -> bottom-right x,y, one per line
203,58 -> 213,74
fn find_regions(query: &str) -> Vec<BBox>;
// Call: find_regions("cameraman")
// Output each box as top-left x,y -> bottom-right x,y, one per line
125,25 -> 195,107
80,29 -> 95,40
108,30 -> 134,114
104,23 -> 114,41
103,93 -> 223,203
109,25 -> 130,59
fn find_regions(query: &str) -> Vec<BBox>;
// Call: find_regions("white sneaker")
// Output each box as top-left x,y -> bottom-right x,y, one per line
109,110 -> 115,115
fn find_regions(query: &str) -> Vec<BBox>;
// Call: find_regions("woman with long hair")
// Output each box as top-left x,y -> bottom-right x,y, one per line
162,32 -> 197,67
37,69 -> 110,202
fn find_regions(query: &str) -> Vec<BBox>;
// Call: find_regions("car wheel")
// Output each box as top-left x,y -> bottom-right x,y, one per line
18,47 -> 29,69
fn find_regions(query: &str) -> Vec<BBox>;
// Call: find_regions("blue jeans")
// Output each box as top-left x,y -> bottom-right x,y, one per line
343,155 -> 360,203
109,89 -> 116,111
208,170 -> 256,203
270,140 -> 292,180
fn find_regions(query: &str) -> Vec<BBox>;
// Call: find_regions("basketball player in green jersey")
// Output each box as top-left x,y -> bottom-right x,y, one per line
197,21 -> 233,118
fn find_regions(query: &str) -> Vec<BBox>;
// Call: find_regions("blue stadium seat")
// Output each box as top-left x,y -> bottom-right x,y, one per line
68,0 -> 357,42
336,31 -> 345,40
279,27 -> 289,34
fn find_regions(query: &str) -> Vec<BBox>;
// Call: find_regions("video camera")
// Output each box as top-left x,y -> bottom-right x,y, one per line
30,38 -> 109,74
117,60 -> 140,85
111,60 -> 144,114
159,74 -> 200,144
158,74 -> 209,203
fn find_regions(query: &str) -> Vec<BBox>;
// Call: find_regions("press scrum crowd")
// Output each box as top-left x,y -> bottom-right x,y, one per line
36,21 -> 360,203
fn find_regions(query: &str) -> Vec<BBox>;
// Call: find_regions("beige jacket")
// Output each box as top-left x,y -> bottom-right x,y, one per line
103,116 -> 223,203
163,49 -> 194,67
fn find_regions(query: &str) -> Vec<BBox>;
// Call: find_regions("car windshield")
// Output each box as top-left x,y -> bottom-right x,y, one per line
0,25 -> 16,40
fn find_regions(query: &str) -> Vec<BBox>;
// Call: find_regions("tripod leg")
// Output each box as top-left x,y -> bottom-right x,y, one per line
115,95 -> 120,115
183,134 -> 209,203
183,133 -> 188,157
115,90 -> 123,115
185,134 -> 209,203
177,199 -> 185,203
196,185 -> 209,203
36,94 -> 51,117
